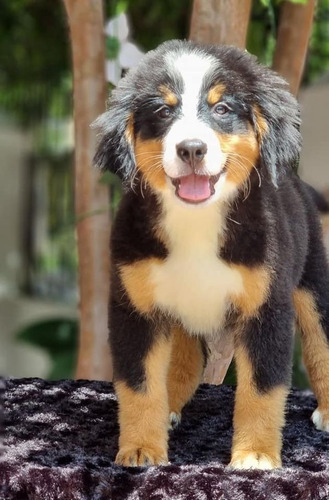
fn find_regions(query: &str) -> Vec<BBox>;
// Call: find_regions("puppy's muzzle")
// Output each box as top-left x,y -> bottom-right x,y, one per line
170,138 -> 221,204
176,139 -> 208,173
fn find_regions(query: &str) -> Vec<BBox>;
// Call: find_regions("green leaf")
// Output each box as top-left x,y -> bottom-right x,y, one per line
16,319 -> 78,354
106,36 -> 120,60
48,351 -> 76,380
115,0 -> 130,15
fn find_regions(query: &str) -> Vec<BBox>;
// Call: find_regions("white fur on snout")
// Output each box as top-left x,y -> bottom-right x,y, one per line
162,119 -> 226,178
312,408 -> 329,432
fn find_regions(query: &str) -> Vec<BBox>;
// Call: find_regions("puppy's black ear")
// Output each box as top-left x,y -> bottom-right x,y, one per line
92,87 -> 136,182
252,71 -> 301,186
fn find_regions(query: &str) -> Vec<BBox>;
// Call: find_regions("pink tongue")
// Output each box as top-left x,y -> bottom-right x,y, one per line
178,174 -> 211,202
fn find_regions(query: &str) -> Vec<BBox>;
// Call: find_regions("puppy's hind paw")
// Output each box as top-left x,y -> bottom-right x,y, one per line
311,408 -> 329,432
168,411 -> 181,430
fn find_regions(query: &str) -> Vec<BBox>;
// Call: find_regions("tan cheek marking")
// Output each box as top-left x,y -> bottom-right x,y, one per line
167,326 -> 204,416
231,345 -> 287,468
119,258 -> 162,314
158,85 -> 178,106
253,105 -> 269,139
293,288 -> 329,411
207,83 -> 226,105
219,131 -> 259,187
135,136 -> 167,190
115,335 -> 172,466
230,265 -> 272,318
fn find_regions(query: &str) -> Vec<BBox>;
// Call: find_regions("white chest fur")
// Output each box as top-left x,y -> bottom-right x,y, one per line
150,197 -> 243,336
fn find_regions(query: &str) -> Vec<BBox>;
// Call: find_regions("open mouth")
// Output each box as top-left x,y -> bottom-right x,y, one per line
171,171 -> 224,204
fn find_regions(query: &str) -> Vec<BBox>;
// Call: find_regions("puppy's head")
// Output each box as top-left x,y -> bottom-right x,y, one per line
94,41 -> 301,205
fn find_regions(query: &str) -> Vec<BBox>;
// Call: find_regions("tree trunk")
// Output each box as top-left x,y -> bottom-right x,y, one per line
273,0 -> 316,96
189,0 -> 252,48
63,0 -> 112,381
189,0 -> 252,384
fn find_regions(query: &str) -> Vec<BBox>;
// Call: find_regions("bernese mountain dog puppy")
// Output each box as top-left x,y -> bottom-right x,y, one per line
94,40 -> 329,469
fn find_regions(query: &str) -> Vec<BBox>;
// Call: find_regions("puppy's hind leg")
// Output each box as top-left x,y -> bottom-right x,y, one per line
167,326 -> 206,429
294,285 -> 329,432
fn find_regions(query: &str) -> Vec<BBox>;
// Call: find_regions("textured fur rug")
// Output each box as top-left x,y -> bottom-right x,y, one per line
1,378 -> 329,499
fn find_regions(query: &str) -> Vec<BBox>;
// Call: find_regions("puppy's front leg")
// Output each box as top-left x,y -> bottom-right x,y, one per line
230,301 -> 293,470
111,301 -> 171,467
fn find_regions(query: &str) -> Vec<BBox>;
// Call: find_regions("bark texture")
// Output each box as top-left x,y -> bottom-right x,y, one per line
189,0 -> 252,47
273,0 -> 316,96
63,0 -> 112,380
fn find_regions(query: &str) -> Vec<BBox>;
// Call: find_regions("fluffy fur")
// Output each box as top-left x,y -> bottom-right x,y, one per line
94,40 -> 329,469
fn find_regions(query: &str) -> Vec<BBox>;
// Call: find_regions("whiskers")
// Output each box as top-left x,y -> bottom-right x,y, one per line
129,151 -> 165,198
226,152 -> 261,201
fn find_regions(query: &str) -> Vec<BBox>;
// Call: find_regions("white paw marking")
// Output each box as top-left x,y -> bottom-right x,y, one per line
168,411 -> 181,430
311,408 -> 329,432
230,453 -> 277,470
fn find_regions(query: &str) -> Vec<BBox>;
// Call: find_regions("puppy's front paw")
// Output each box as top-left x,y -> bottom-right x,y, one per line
311,408 -> 329,432
230,451 -> 281,470
115,445 -> 168,467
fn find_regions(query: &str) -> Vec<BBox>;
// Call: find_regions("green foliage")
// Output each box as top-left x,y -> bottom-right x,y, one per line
107,0 -> 130,18
252,0 -> 329,83
16,318 -> 78,379
106,36 -> 121,60
259,0 -> 307,5
305,0 -> 329,84
247,0 -> 277,66
117,0 -> 192,50
0,0 -> 69,85
0,0 -> 71,126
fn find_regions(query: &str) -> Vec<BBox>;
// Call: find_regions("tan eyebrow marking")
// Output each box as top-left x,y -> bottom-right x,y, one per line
158,85 -> 178,106
253,104 -> 269,139
207,83 -> 226,105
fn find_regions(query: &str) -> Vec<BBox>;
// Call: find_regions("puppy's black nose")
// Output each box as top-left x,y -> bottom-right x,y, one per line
176,139 -> 207,165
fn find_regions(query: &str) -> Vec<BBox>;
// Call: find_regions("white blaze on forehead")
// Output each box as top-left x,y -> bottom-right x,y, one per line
163,50 -> 226,179
166,50 -> 216,118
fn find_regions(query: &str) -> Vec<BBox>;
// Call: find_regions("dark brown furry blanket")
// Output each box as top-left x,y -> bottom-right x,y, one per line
1,378 -> 329,499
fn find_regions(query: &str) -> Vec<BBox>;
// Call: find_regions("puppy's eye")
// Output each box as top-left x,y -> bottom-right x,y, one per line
157,106 -> 172,119
213,103 -> 230,116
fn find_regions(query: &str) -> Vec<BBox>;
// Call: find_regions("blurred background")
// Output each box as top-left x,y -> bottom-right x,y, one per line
0,0 -> 328,385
